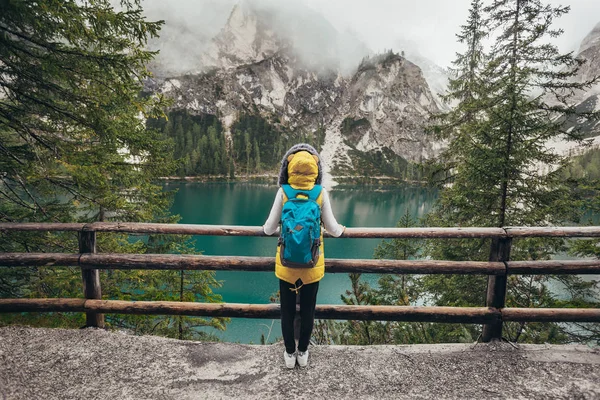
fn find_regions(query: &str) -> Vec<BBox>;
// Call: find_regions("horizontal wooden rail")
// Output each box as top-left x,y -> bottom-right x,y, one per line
505,226 -> 600,238
0,299 -> 499,323
0,223 -> 89,232
502,308 -> 600,322
0,222 -> 507,238
3,222 -> 600,238
79,255 -> 505,275
0,253 -> 81,267
3,253 -> 600,275
342,227 -> 507,238
507,260 -> 600,275
1,299 -> 598,323
0,223 -> 269,236
0,253 -> 505,274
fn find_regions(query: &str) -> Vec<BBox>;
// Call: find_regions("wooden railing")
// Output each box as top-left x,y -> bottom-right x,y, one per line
1,223 -> 599,342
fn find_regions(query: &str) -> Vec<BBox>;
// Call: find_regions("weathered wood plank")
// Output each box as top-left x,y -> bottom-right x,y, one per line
3,222 -> 600,238
314,305 -> 500,323
0,222 -> 85,232
0,298 -> 501,323
79,254 -> 274,271
0,223 -> 509,238
87,300 -> 500,324
0,298 -> 86,312
79,254 -> 506,275
85,300 -> 281,318
502,308 -> 600,322
482,237 -> 512,342
79,231 -> 104,328
508,260 -> 600,275
0,253 -> 505,275
505,226 -> 600,237
340,227 -> 507,238
2,299 -> 597,323
325,259 -> 505,274
0,253 -> 80,266
7,253 -> 600,275
9,253 -> 597,275
86,222 -> 271,236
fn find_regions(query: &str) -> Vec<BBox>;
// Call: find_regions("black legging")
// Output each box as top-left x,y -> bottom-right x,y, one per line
279,279 -> 319,354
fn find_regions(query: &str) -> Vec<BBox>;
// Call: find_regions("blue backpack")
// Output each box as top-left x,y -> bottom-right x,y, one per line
278,184 -> 322,268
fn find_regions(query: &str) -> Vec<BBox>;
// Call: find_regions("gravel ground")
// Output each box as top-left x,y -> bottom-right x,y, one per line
0,326 -> 599,400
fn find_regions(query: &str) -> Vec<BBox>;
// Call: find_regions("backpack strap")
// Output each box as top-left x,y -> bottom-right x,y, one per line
315,191 -> 323,207
281,184 -> 322,202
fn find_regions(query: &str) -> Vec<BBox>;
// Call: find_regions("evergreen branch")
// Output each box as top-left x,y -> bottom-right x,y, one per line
0,108 -> 59,155
0,23 -> 129,62
0,142 -> 25,165
0,187 -> 35,211
9,173 -> 49,218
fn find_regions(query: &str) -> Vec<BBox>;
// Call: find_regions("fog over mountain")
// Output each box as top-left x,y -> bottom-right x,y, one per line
143,0 -> 235,76
142,0 -> 600,73
144,0 -> 370,76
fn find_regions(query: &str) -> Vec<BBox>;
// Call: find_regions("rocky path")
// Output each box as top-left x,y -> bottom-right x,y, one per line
1,326 -> 599,399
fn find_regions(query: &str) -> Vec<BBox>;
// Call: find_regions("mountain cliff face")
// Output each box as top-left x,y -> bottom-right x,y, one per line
562,22 -> 600,140
146,2 -> 440,181
345,54 -> 438,158
577,22 -> 600,85
201,3 -> 280,69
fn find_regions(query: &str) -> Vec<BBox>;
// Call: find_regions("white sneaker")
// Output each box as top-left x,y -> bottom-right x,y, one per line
284,350 -> 296,369
297,350 -> 308,367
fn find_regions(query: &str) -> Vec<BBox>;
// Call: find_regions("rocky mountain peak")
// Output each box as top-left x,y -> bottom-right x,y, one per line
340,52 -> 438,161
553,21 -> 600,144
578,22 -> 600,55
202,0 -> 370,76
573,21 -> 600,88
203,1 -> 283,69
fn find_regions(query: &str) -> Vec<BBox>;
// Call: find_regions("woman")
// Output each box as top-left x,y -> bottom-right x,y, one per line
262,143 -> 345,368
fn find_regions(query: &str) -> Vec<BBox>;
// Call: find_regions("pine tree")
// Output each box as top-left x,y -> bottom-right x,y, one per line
213,151 -> 220,175
254,139 -> 261,172
199,136 -> 209,173
174,120 -> 185,159
220,135 -> 228,175
426,0 -> 600,344
185,129 -> 193,153
245,131 -> 251,176
429,0 -> 491,230
192,123 -> 202,148
229,157 -> 235,180
0,0 -> 225,337
0,0 -> 171,229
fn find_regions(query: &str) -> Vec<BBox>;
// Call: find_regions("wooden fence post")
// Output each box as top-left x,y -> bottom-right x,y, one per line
78,229 -> 104,328
482,237 -> 512,342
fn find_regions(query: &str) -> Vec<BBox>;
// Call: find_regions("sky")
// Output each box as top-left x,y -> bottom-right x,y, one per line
142,0 -> 600,71
301,0 -> 600,67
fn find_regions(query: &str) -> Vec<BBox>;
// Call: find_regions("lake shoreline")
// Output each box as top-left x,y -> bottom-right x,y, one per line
159,174 -> 429,188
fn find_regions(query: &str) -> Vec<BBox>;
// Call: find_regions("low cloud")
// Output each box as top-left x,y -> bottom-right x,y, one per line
143,0 -> 370,76
140,0 -> 600,76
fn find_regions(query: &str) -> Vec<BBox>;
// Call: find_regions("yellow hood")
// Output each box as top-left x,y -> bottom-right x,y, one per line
287,151 -> 319,190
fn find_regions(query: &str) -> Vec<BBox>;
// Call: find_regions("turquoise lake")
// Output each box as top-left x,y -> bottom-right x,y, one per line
167,182 -> 438,343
